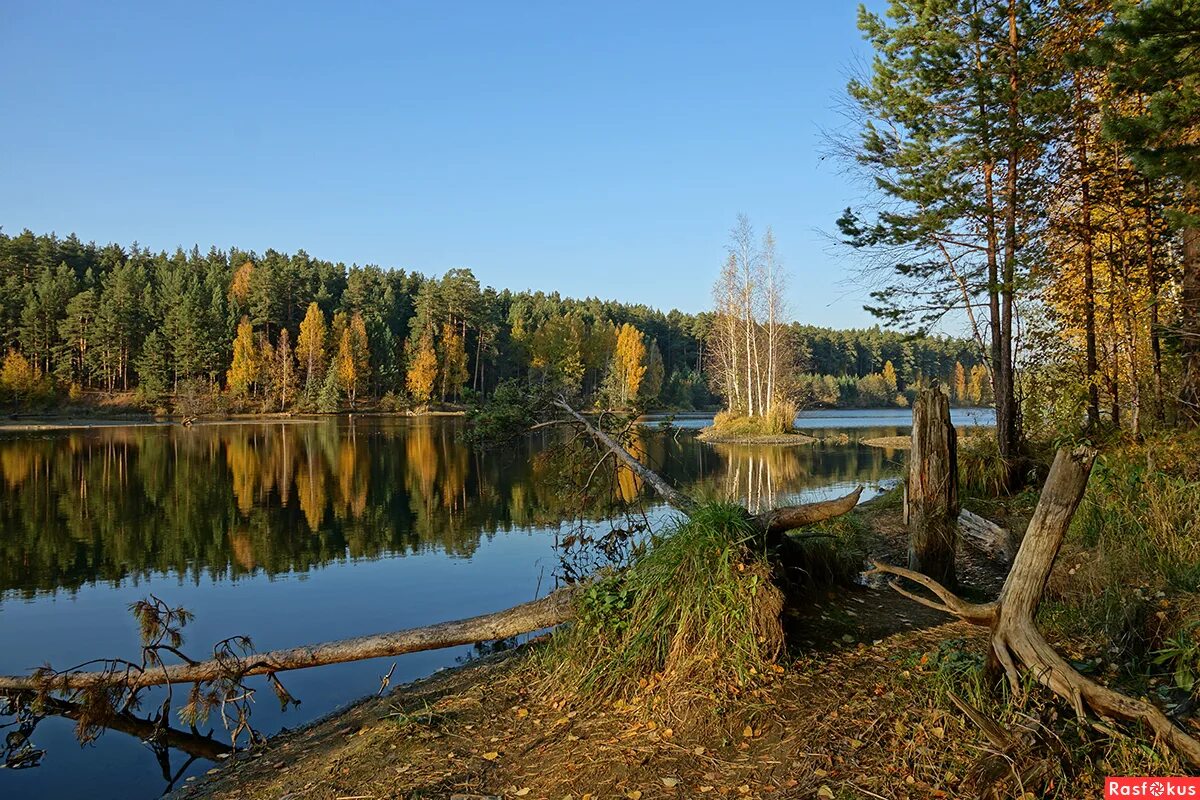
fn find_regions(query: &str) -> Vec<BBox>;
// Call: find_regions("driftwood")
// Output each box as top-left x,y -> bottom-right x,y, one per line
959,508 -> 1015,565
906,387 -> 958,586
869,446 -> 1200,768
0,586 -> 580,693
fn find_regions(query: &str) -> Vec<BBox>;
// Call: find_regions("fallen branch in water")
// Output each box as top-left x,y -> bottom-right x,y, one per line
0,586 -> 581,693
555,397 -> 862,532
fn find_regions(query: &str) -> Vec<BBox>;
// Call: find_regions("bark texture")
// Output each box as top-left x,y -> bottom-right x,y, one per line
958,509 -> 1014,565
906,387 -> 959,586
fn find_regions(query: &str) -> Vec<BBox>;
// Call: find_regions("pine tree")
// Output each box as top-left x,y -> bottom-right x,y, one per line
439,321 -> 468,403
839,0 -> 1058,486
317,365 -> 341,412
1097,0 -> 1200,423
57,288 -> 97,387
136,329 -> 171,402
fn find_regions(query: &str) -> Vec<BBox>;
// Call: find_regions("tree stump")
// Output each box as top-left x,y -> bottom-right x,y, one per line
907,385 -> 959,586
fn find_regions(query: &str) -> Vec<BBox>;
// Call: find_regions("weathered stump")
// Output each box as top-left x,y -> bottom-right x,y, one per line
907,385 -> 959,587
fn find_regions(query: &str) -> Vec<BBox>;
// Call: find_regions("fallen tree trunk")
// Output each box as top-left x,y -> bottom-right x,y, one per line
958,508 -> 1014,565
554,399 -> 698,515
868,446 -> 1200,768
757,486 -> 863,536
0,586 -> 580,693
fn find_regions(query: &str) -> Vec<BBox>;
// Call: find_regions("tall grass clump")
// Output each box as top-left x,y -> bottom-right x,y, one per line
706,400 -> 799,439
1072,433 -> 1200,592
543,503 -> 784,715
958,434 -> 1010,499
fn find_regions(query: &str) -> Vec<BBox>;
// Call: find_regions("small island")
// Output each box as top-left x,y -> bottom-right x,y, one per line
696,407 -> 816,445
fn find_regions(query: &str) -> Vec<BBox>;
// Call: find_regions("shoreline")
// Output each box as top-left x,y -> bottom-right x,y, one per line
696,429 -> 818,445
0,409 -> 468,433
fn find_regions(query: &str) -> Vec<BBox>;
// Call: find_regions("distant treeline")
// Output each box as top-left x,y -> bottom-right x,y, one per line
0,229 -> 984,412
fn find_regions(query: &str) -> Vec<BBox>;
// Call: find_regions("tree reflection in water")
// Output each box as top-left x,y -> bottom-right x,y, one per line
0,417 -> 903,600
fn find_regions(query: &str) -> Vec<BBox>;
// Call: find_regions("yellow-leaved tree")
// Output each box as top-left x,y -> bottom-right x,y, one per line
226,318 -> 260,398
296,302 -> 327,394
953,361 -> 968,403
336,313 -> 370,408
406,330 -> 438,406
881,360 -> 898,395
613,323 -> 647,408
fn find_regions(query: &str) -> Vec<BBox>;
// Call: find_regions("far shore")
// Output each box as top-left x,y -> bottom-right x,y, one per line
0,409 -> 468,433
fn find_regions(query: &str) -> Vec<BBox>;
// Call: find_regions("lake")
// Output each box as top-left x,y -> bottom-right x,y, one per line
0,407 -> 992,799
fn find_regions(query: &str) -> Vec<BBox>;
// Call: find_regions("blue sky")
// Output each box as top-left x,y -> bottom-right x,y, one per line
0,1 -> 885,328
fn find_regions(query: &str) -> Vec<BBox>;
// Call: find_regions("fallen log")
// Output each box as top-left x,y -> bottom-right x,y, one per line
868,446 -> 1200,769
554,399 -> 697,515
0,585 -> 580,693
958,508 -> 1015,564
756,486 -> 863,536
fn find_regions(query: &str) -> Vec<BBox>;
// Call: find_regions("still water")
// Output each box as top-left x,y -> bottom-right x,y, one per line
0,409 -> 991,799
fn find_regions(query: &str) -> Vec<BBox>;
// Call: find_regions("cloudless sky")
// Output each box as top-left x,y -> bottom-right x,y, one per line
0,1 -> 890,328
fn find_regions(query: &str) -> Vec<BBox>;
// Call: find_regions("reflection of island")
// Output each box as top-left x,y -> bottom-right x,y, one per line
0,420 -> 904,598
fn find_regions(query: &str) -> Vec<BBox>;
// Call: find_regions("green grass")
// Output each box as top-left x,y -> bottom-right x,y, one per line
542,502 -> 785,709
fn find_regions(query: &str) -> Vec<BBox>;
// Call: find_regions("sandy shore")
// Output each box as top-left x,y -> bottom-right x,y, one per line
696,428 -> 817,445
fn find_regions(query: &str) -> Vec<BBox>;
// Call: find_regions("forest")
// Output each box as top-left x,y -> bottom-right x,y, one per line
834,0 -> 1199,464
0,228 -> 983,415
2,1 -> 1200,798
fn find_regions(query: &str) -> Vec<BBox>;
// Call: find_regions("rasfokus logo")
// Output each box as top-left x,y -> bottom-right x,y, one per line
1107,778 -> 1200,797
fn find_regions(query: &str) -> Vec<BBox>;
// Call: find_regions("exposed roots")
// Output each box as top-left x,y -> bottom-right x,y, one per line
873,446 -> 1200,769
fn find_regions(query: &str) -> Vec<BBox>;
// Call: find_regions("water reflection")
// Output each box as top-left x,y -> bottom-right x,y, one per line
0,415 -> 916,799
0,418 -> 905,600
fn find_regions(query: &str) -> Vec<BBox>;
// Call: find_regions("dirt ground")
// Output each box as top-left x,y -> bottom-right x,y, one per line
166,504 -> 1115,800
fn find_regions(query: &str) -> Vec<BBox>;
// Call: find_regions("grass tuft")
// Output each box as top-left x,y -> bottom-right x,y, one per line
542,502 -> 784,719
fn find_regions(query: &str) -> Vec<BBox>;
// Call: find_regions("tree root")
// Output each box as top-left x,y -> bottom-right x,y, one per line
870,447 -> 1200,768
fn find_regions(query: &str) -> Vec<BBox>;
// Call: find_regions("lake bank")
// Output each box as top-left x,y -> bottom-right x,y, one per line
163,494 -> 1003,800
0,414 -> 903,799
0,409 -> 468,432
